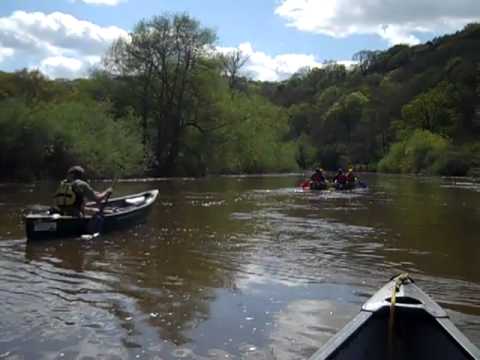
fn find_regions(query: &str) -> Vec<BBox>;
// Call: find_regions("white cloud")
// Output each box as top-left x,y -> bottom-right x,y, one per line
72,0 -> 125,6
0,47 -> 14,62
39,56 -> 84,78
0,11 -> 127,78
217,42 -> 354,81
275,0 -> 480,45
38,56 -> 103,79
218,42 -> 323,81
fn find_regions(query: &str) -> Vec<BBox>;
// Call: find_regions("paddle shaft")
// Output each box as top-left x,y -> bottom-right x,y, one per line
88,177 -> 118,235
98,177 -> 118,213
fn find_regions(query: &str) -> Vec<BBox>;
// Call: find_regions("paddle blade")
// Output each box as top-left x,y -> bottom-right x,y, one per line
87,213 -> 104,235
357,181 -> 368,188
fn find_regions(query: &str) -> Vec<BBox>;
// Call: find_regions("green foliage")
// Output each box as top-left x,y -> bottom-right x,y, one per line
378,130 -> 449,174
295,134 -> 317,169
38,101 -> 144,178
207,94 -> 298,174
429,150 -> 470,176
401,81 -> 461,137
0,99 -> 52,179
105,13 -> 217,175
0,99 -> 144,179
260,22 -> 480,175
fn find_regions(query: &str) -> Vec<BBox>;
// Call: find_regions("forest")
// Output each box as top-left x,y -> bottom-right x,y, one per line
0,13 -> 479,180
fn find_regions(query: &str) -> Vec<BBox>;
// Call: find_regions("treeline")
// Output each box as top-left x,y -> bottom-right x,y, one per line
260,23 -> 480,176
1,14 -> 480,180
0,14 -> 297,180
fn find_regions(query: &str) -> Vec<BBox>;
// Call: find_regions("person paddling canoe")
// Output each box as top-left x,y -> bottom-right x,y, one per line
53,166 -> 112,217
346,168 -> 357,188
310,168 -> 327,190
333,168 -> 347,189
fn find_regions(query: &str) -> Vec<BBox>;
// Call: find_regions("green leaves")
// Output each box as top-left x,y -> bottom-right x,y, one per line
0,99 -> 144,179
378,130 -> 449,174
401,81 -> 460,137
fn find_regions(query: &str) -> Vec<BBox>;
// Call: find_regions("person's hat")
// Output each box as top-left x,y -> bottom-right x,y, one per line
338,168 -> 344,172
67,166 -> 85,177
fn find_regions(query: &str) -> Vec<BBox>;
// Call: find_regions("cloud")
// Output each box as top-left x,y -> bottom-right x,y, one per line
275,0 -> 480,45
0,11 -> 127,78
71,0 -> 125,6
218,42 -> 323,81
0,47 -> 14,62
39,55 -> 101,79
217,42 -> 355,81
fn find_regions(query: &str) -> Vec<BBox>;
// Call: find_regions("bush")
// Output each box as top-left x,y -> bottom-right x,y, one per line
38,101 -> 145,178
206,93 -> 299,174
0,99 -> 144,179
0,99 -> 55,179
295,134 -> 316,169
378,130 -> 449,173
430,150 -> 469,176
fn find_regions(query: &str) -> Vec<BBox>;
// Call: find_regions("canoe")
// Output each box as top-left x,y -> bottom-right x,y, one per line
24,189 -> 159,240
309,274 -> 480,360
311,181 -> 329,190
333,181 -> 367,191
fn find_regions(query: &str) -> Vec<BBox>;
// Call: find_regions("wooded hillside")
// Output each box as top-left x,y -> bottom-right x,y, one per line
1,14 -> 479,180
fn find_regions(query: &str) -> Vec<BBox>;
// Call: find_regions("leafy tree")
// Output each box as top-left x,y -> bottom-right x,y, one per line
220,50 -> 249,92
105,13 -> 216,175
378,130 -> 449,174
324,91 -> 369,143
401,81 -> 460,137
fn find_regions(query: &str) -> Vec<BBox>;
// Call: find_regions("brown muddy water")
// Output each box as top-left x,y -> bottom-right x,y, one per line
0,174 -> 479,359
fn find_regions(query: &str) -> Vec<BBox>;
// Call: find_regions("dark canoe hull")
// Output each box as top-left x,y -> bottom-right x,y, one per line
307,183 -> 365,191
333,182 -> 365,190
24,189 -> 159,240
309,275 -> 480,360
311,182 -> 328,190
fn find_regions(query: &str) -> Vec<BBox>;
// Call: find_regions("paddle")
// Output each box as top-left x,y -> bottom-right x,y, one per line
357,181 -> 368,188
355,178 -> 368,188
85,177 -> 117,237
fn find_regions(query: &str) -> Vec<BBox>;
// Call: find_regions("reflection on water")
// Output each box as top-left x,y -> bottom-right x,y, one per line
0,174 -> 479,359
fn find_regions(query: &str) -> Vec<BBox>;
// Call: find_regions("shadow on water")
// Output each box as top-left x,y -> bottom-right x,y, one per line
0,174 -> 479,359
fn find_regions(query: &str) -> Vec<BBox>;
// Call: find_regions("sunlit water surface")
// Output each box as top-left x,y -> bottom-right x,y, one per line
0,174 -> 479,359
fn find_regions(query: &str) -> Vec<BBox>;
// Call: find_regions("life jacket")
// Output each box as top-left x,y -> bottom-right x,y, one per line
346,172 -> 355,183
335,174 -> 347,184
311,173 -> 325,183
54,180 -> 82,209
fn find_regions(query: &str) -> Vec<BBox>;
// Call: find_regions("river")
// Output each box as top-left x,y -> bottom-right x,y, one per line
0,174 -> 479,359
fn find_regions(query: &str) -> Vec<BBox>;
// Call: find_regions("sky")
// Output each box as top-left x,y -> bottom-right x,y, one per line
0,0 -> 479,81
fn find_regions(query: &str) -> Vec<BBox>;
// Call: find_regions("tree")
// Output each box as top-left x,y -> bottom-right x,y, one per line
220,50 -> 249,92
401,82 -> 460,137
324,91 -> 369,143
352,50 -> 381,74
105,13 -> 216,175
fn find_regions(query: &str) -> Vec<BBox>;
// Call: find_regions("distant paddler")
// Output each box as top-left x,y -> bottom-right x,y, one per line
310,168 -> 328,190
332,168 -> 347,189
346,167 -> 367,189
346,168 -> 356,185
